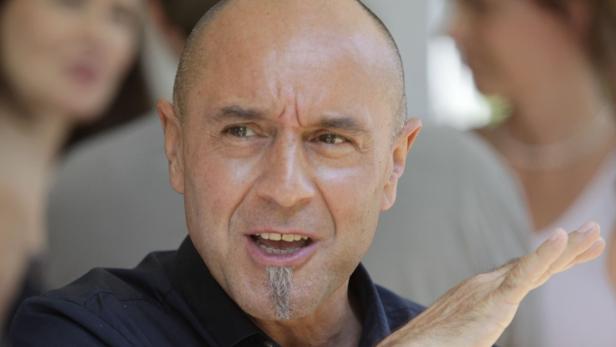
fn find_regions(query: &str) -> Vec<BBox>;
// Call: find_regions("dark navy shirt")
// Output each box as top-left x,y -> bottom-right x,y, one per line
9,238 -> 424,347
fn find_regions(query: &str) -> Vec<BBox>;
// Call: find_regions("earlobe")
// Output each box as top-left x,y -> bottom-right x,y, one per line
157,100 -> 185,194
381,118 -> 422,211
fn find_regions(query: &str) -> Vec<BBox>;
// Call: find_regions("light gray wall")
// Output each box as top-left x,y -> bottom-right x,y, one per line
364,0 -> 430,120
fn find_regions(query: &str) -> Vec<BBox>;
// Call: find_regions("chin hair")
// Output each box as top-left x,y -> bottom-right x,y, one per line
266,267 -> 293,320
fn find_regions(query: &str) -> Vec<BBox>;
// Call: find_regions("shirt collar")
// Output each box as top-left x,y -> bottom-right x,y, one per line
351,265 -> 395,346
171,237 -> 398,347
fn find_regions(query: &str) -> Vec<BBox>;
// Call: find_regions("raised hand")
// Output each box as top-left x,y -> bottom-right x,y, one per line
378,222 -> 605,347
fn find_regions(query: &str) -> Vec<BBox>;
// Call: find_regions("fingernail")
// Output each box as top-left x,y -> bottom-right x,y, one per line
549,229 -> 565,242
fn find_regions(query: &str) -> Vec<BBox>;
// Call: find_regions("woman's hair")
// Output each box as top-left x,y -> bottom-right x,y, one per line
159,0 -> 220,38
0,0 -> 26,117
0,0 -> 151,149
537,0 -> 616,98
459,0 -> 616,99
591,0 -> 616,99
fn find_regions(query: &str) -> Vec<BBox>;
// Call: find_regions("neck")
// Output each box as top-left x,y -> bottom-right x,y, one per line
0,101 -> 71,258
254,280 -> 362,347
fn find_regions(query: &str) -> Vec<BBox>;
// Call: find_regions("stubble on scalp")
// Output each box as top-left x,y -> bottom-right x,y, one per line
266,267 -> 293,320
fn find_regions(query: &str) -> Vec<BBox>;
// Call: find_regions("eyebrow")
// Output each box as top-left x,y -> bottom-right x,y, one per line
212,105 -> 266,122
212,105 -> 368,133
316,115 -> 368,134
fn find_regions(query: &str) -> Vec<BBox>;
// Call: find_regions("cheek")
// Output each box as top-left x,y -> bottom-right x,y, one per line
315,160 -> 384,235
184,146 -> 261,235
314,164 -> 383,275
183,146 -> 266,285
103,30 -> 139,84
72,26 -> 139,117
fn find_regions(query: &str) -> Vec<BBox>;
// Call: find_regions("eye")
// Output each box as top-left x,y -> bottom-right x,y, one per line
223,125 -> 257,138
315,133 -> 349,145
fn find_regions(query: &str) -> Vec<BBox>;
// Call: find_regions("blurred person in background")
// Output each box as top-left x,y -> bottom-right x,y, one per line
45,0 -> 218,290
449,0 -> 616,345
0,0 -> 144,335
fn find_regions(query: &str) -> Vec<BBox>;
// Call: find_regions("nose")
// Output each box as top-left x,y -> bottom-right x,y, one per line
255,134 -> 316,212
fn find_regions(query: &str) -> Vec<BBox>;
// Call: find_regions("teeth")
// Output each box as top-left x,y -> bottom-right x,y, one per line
281,234 -> 295,242
256,233 -> 310,242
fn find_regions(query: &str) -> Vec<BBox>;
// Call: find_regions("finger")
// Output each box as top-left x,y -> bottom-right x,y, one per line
498,229 -> 568,303
560,238 -> 606,273
491,258 -> 518,276
474,259 -> 517,286
536,238 -> 605,285
543,222 -> 601,276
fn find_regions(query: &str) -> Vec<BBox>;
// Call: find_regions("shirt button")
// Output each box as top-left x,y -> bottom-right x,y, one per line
264,341 -> 275,347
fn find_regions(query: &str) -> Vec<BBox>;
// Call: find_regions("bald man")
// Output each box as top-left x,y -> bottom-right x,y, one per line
10,1 -> 604,346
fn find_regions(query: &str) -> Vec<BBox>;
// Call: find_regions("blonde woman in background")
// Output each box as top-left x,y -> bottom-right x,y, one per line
449,0 -> 616,345
0,0 -> 143,331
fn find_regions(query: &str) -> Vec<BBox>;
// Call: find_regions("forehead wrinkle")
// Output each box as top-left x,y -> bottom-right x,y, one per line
262,32 -> 394,118
270,79 -> 373,136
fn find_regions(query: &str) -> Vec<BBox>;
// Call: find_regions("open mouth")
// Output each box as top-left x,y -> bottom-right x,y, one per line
249,233 -> 314,256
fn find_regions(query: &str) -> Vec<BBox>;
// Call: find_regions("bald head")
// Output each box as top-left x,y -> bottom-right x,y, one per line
173,0 -> 407,132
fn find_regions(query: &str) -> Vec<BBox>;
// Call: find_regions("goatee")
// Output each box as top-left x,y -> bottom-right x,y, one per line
266,267 -> 293,320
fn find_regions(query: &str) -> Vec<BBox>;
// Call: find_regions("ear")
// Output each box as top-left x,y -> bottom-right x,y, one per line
381,118 -> 422,211
157,100 -> 185,194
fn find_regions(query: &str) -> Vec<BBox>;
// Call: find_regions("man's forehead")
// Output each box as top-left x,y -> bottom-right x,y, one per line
175,0 -> 405,130
187,42 -> 392,131
199,30 -> 392,83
